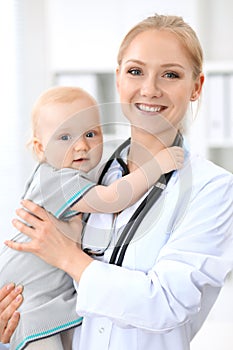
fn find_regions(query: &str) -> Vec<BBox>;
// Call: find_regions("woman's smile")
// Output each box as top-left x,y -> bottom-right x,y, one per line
135,103 -> 167,114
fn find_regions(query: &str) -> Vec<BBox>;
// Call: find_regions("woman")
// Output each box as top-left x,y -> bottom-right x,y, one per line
1,14 -> 233,350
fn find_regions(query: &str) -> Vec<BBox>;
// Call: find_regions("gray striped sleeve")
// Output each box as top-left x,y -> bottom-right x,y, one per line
24,163 -> 96,220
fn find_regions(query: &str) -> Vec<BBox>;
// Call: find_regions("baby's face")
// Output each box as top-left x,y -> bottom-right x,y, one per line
35,97 -> 103,172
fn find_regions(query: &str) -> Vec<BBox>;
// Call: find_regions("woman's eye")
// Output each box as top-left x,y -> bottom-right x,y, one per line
128,68 -> 142,76
164,72 -> 179,79
60,134 -> 72,141
85,131 -> 95,138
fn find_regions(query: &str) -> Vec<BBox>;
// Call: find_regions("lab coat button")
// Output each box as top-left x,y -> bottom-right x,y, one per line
99,327 -> 105,334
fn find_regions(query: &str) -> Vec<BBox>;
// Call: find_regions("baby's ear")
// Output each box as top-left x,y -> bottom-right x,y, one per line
33,137 -> 45,162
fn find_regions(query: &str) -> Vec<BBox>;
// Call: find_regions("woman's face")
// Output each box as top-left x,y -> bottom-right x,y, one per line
116,29 -> 204,136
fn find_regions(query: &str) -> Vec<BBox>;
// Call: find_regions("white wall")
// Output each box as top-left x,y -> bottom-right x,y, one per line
198,0 -> 233,60
46,0 -> 198,71
0,1 -> 21,244
0,0 -> 49,244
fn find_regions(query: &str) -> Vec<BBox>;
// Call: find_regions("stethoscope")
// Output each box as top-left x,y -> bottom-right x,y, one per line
82,132 -> 183,267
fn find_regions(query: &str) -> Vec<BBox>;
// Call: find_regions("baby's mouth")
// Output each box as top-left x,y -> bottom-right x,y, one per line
73,158 -> 88,163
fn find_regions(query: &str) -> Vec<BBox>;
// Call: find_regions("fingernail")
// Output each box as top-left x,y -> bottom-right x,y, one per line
15,285 -> 23,293
15,295 -> 22,302
6,283 -> 15,291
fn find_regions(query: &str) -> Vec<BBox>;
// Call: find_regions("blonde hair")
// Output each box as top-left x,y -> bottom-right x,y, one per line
28,86 -> 97,156
117,14 -> 203,79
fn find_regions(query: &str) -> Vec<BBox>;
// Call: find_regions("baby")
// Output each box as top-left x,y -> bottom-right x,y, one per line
0,86 -> 183,349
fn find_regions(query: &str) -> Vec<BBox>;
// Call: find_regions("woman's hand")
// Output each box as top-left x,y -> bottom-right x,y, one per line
6,200 -> 93,282
0,284 -> 23,343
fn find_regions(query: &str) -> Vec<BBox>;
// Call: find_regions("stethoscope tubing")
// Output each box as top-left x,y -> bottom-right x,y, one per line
109,171 -> 173,266
83,133 -> 183,266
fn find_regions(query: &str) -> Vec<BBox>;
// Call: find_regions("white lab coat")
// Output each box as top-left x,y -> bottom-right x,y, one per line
73,148 -> 233,350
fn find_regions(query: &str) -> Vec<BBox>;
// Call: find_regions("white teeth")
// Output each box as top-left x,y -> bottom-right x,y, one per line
138,104 -> 162,112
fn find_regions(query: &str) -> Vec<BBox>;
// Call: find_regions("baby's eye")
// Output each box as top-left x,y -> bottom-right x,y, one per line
85,131 -> 96,138
164,72 -> 179,79
128,68 -> 142,76
59,134 -> 72,141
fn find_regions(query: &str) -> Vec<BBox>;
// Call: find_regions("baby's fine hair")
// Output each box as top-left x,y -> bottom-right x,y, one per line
31,86 -> 96,139
117,14 -> 203,79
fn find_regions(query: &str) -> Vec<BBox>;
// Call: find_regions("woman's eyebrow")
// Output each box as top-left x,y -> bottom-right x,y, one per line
124,59 -> 185,70
160,63 -> 185,70
124,59 -> 146,66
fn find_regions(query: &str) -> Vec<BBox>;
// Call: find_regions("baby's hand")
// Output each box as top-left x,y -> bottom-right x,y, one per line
156,146 -> 184,174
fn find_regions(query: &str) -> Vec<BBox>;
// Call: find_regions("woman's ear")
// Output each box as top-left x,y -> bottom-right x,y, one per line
33,137 -> 45,162
190,73 -> 205,101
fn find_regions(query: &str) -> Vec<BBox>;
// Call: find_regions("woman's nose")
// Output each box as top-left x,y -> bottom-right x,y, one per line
140,76 -> 162,98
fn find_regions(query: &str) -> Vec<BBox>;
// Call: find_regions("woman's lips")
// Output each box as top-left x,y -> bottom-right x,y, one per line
135,103 -> 166,113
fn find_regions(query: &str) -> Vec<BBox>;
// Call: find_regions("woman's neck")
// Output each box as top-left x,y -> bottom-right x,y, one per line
127,127 -> 178,172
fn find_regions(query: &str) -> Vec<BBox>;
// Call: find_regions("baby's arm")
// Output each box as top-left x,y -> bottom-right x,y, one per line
73,146 -> 184,213
153,146 -> 184,174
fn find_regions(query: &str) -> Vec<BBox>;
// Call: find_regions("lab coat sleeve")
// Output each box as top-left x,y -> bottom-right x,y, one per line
75,172 -> 233,332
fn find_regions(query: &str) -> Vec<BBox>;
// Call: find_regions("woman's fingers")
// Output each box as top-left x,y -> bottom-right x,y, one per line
20,200 -> 50,222
12,217 -> 35,238
11,200 -> 53,241
4,239 -> 31,253
0,285 -> 23,310
0,284 -> 23,343
1,311 -> 20,343
12,209 -> 41,235
0,283 -> 15,303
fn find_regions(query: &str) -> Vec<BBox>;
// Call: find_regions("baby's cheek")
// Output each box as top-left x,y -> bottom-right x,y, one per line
44,143 -> 70,169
